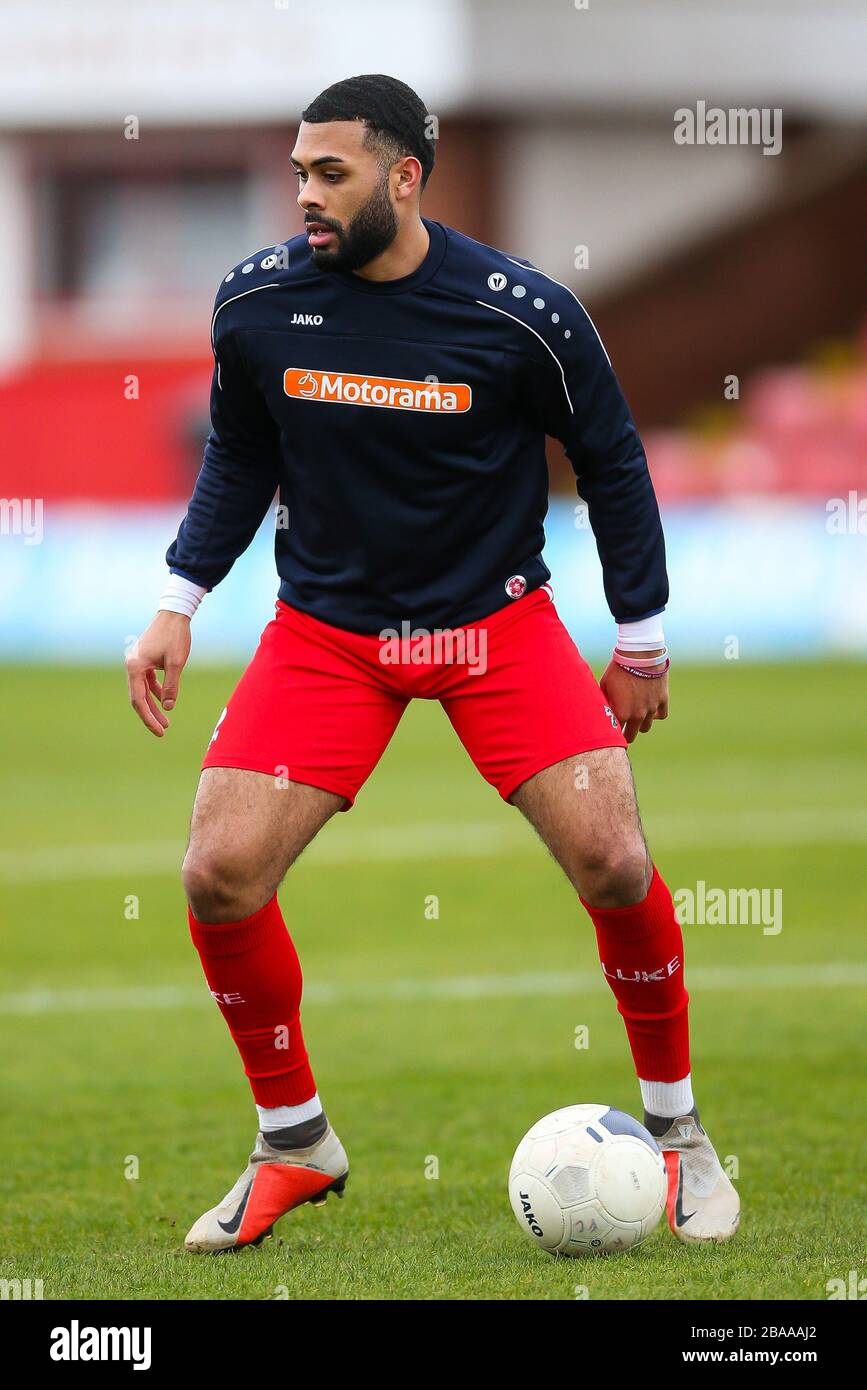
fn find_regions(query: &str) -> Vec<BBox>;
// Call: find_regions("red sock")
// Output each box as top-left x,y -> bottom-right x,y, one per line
580,865 -> 690,1082
188,895 -> 317,1107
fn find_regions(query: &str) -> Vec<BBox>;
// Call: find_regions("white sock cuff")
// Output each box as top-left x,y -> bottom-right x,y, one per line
639,1074 -> 694,1118
257,1092 -> 323,1131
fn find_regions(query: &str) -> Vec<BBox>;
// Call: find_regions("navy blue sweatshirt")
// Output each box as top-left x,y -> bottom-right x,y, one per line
167,218 -> 667,633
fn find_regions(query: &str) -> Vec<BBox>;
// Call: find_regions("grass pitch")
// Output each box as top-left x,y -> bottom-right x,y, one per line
0,659 -> 864,1300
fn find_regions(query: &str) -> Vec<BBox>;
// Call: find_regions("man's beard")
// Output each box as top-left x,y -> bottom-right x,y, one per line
307,177 -> 398,273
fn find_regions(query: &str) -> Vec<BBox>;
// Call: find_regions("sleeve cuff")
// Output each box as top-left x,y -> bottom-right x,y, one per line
617,614 -> 666,650
158,572 -> 208,619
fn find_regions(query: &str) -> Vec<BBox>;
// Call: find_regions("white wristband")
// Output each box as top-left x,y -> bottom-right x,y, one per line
617,615 -> 666,651
158,572 -> 208,619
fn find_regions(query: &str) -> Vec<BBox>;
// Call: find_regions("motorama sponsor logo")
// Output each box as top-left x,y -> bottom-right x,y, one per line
284,368 -> 472,412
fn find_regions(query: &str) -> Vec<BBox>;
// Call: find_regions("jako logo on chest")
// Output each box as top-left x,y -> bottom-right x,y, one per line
291,312 -> 324,326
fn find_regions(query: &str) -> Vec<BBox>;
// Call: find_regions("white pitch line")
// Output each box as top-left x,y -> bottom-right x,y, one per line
0,808 -> 865,884
0,824 -> 521,883
0,962 -> 864,1018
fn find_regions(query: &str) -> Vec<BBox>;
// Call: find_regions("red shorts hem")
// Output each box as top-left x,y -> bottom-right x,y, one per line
501,735 -> 628,803
200,590 -> 625,809
200,756 -> 356,810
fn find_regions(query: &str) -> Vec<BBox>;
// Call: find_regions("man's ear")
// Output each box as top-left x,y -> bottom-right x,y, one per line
394,155 -> 423,201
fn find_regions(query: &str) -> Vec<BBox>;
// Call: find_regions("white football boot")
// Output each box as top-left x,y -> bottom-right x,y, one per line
652,1112 -> 740,1244
185,1122 -> 348,1253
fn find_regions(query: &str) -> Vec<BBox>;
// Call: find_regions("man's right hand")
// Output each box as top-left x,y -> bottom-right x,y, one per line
126,611 -> 192,737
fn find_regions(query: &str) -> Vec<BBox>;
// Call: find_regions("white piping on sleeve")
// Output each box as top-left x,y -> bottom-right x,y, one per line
505,256 -> 612,368
210,282 -> 282,357
474,299 -> 574,415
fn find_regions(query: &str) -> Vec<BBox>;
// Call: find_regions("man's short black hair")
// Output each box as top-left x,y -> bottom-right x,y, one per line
301,74 -> 436,189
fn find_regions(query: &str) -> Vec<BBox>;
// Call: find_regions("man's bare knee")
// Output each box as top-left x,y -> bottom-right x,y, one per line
578,838 -> 650,908
182,845 -> 273,923
512,749 -> 651,906
182,767 -> 343,923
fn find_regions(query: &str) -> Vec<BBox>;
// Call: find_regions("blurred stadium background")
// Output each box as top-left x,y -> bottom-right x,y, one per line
1,0 -> 865,660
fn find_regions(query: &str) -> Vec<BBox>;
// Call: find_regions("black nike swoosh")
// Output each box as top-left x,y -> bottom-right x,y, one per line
218,1178 -> 253,1235
675,1160 -> 697,1226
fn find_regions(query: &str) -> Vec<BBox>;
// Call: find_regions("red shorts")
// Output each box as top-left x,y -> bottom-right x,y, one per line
201,587 -> 626,808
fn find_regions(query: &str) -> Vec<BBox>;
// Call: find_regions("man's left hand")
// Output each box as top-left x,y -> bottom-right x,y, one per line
600,648 -> 669,744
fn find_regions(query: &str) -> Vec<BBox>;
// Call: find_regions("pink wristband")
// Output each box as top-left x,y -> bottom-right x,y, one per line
616,658 -> 670,679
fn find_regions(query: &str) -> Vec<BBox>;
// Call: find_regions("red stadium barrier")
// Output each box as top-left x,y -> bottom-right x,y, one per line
3,334 -> 866,504
0,359 -> 211,502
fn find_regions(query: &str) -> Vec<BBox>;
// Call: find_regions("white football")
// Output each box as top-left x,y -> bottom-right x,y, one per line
508,1103 -> 667,1257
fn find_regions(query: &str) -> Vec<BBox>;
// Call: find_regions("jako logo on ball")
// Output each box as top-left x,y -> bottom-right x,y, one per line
508,1104 -> 667,1257
518,1192 -> 544,1238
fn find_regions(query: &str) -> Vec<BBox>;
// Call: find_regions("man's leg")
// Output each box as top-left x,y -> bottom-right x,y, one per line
510,748 -> 687,1085
181,767 -> 350,1252
511,748 -> 739,1243
183,765 -> 343,1114
178,601 -> 408,1251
